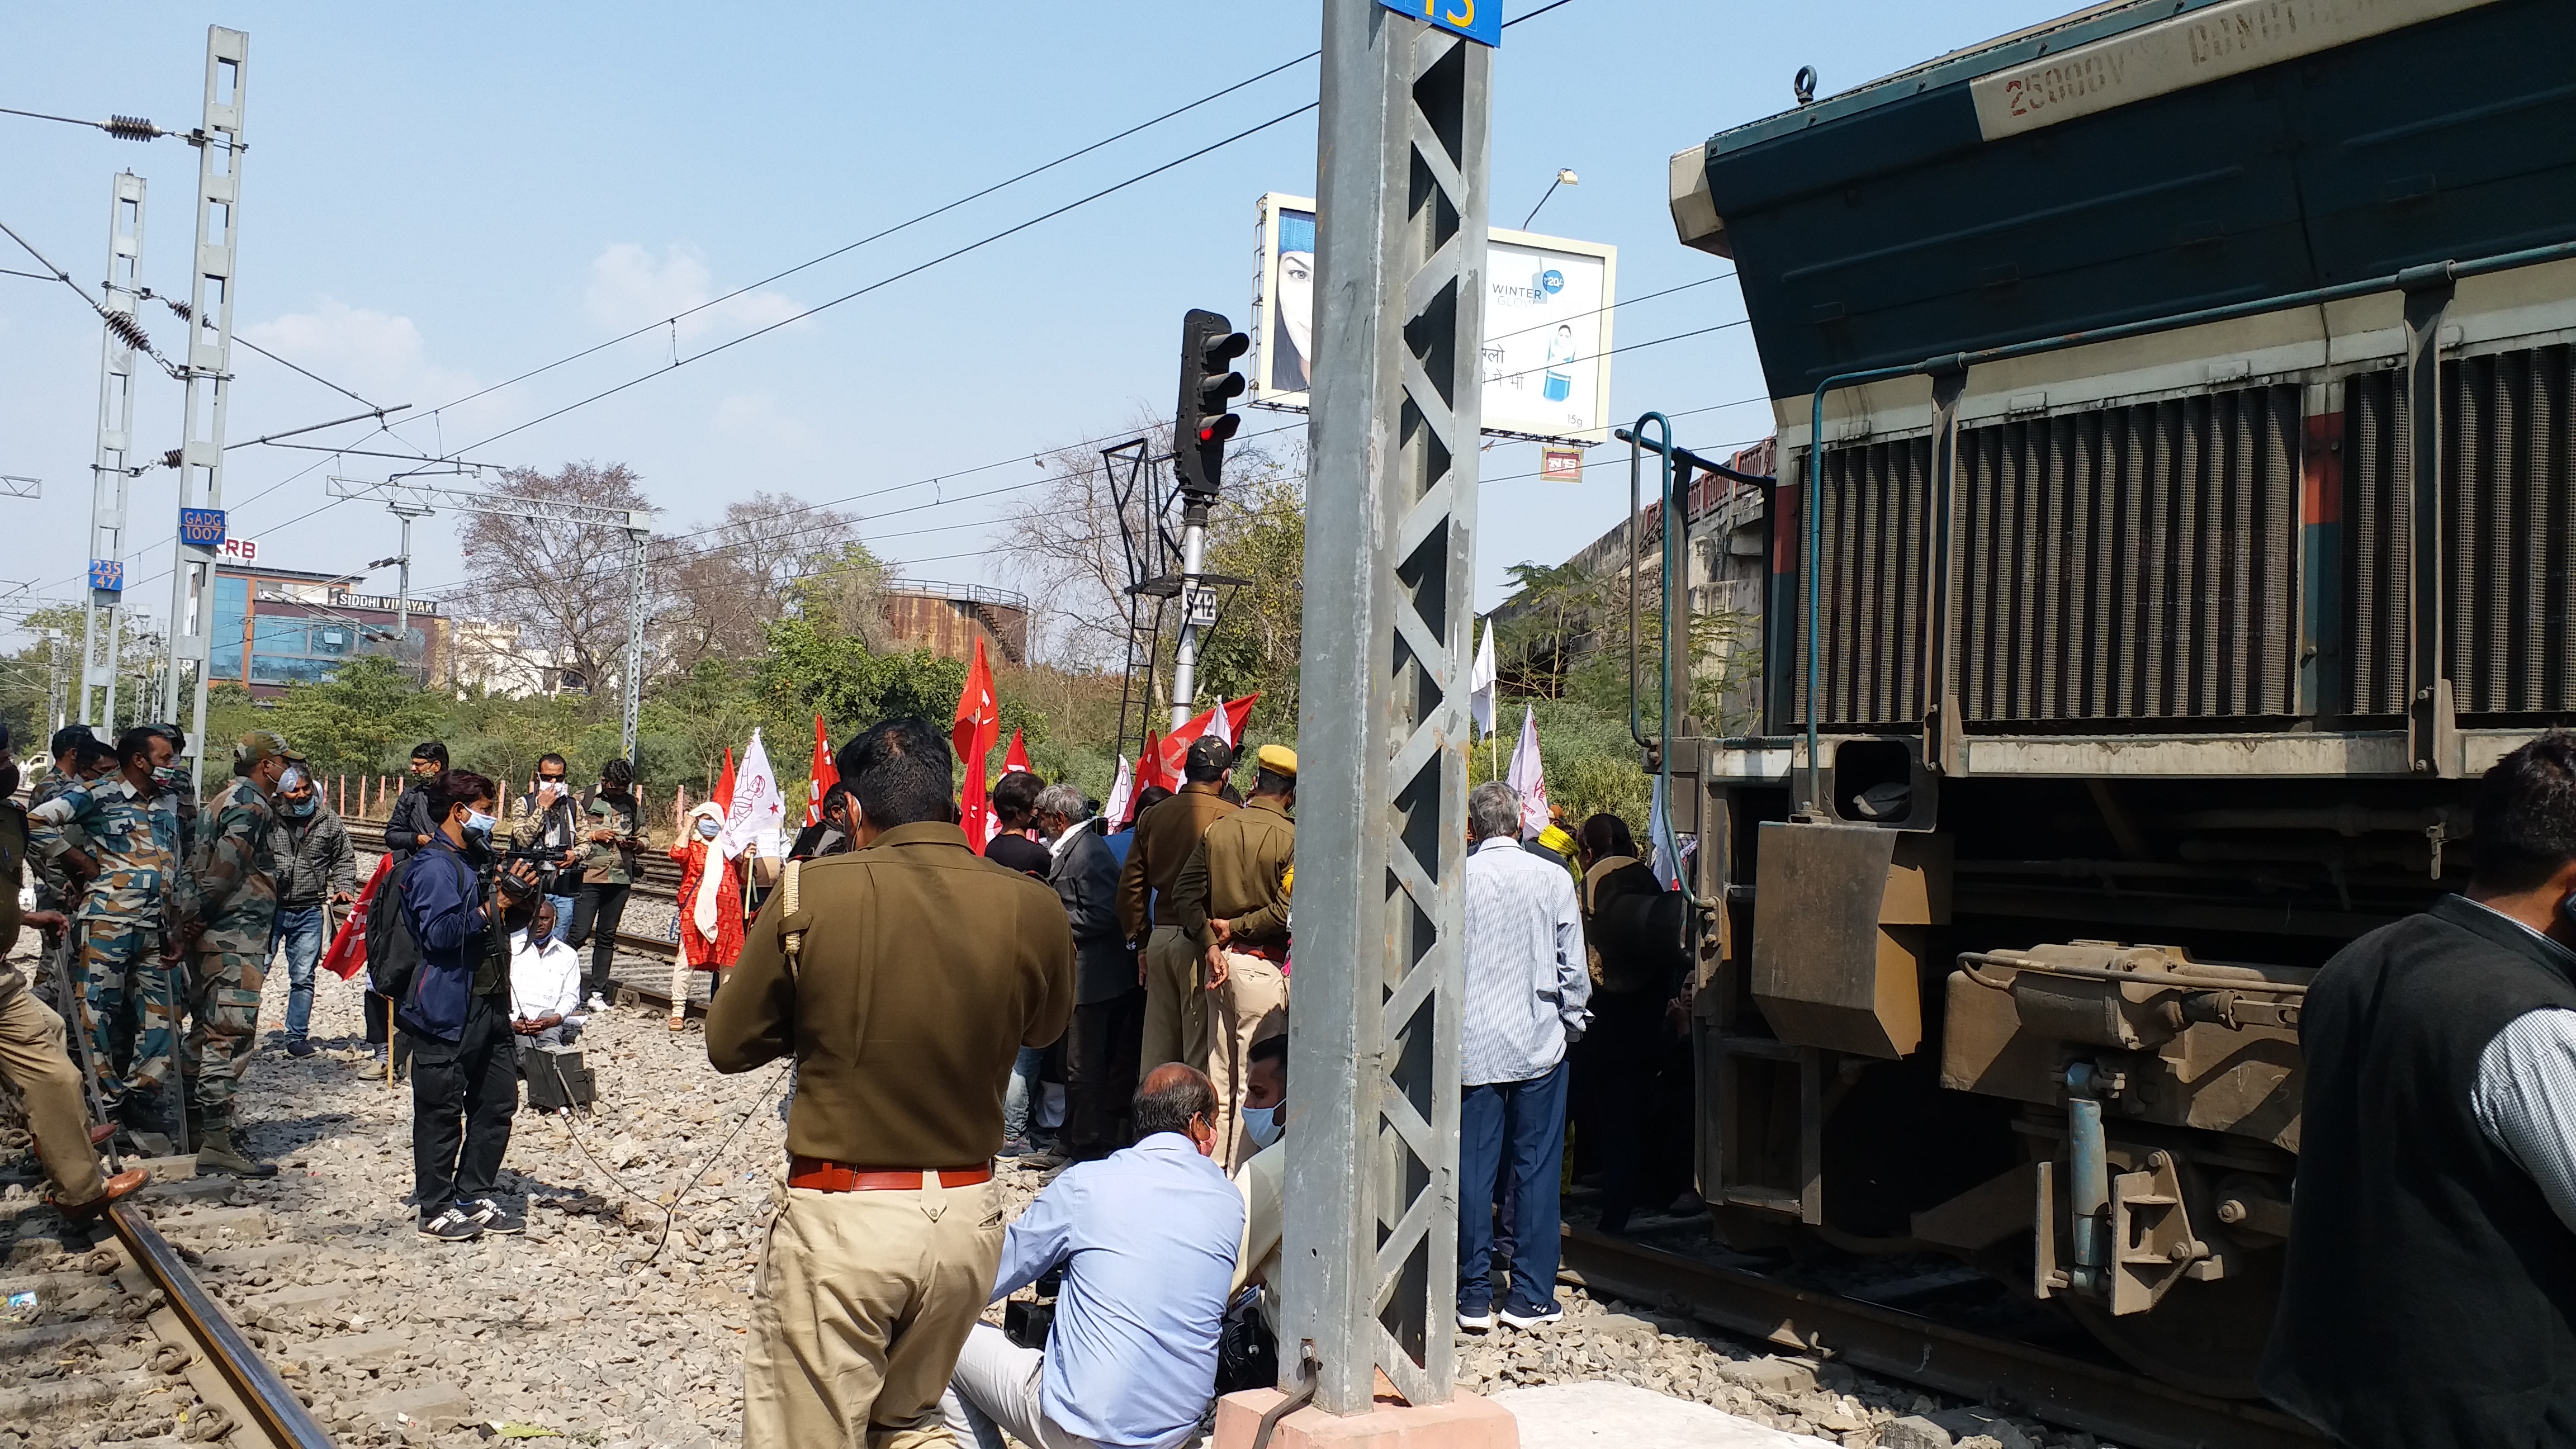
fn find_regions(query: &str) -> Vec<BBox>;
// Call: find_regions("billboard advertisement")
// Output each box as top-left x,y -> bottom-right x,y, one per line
1248,192 -> 1618,444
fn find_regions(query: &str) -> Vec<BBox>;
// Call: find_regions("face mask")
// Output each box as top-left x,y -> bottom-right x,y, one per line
537,776 -> 567,794
465,808 -> 498,840
697,818 -> 721,839
283,794 -> 316,819
1240,1105 -> 1282,1150
151,764 -> 188,790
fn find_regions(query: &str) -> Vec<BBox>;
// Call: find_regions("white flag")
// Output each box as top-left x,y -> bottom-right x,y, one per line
1506,704 -> 1549,840
1647,774 -> 1685,890
721,727 -> 788,862
1102,755 -> 1135,829
1469,618 -> 1497,740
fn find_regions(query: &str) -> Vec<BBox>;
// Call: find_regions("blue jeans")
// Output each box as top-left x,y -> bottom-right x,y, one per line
1459,1057 -> 1569,1315
546,894 -> 576,945
1002,1045 -> 1045,1142
273,905 -> 329,1042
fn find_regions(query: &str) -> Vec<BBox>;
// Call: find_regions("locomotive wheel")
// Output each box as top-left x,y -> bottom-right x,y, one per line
2061,1251 -> 2282,1400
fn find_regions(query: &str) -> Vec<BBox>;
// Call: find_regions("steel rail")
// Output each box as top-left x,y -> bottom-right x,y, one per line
1557,1225 -> 2324,1449
107,1202 -> 336,1448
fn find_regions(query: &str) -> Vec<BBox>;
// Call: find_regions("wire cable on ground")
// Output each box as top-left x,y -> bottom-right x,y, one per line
538,1052 -> 793,1267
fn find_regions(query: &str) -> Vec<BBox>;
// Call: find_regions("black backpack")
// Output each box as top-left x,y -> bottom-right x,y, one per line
366,854 -> 424,1002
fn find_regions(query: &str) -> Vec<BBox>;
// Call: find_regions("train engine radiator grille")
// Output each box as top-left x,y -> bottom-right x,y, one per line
1800,386 -> 2303,729
2346,344 -> 2576,716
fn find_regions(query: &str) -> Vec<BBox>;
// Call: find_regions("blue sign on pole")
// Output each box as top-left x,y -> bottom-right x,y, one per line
1380,0 -> 1500,47
177,507 -> 228,550
88,559 -> 124,595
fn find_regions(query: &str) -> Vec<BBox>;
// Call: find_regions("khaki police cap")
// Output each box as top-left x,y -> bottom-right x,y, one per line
235,729 -> 305,767
1256,744 -> 1298,779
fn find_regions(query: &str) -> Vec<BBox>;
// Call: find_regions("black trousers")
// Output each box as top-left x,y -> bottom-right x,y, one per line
363,989 -> 394,1045
405,994 -> 517,1214
1585,988 -> 1668,1233
1064,987 -> 1147,1159
567,882 -> 631,1004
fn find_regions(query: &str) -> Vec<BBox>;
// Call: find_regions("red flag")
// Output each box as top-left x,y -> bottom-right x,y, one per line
806,714 -> 839,827
1215,692 -> 1259,748
1154,704 -> 1219,785
951,638 -> 1002,853
1002,728 -> 1031,777
321,853 -> 395,981
1139,729 -> 1165,792
712,747 -> 737,813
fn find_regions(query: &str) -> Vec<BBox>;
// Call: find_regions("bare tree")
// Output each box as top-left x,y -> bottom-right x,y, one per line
660,491 -> 870,670
456,462 -> 658,695
995,413 -> 1303,674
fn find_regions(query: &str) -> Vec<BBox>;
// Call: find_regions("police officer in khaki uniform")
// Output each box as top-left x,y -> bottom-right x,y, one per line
1117,735 -> 1238,1071
709,717 -> 1073,1449
1172,744 -> 1295,1171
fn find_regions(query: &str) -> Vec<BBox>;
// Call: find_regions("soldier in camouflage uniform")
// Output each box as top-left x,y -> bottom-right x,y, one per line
28,725 -> 189,1140
176,731 -> 296,1177
26,727 -> 108,1012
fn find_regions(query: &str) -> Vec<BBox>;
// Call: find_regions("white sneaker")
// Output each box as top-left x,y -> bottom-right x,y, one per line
1457,1306 -> 1494,1332
585,994 -> 610,1014
1499,1301 -> 1563,1330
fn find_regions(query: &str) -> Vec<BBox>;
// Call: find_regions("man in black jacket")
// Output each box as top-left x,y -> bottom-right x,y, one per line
369,741 -> 447,1059
1037,783 -> 1140,1159
2264,733 -> 2576,1447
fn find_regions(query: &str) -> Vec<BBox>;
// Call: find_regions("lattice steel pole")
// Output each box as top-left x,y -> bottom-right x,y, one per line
1284,0 -> 1489,1414
621,527 -> 648,764
161,26 -> 247,785
83,171 -> 146,730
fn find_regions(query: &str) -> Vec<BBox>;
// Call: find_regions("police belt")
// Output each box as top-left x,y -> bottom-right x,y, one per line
786,1157 -> 993,1192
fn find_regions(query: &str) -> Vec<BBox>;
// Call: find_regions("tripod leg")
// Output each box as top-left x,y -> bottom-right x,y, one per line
51,924 -> 121,1177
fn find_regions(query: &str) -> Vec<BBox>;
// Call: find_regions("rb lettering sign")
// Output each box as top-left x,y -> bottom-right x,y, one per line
1380,0 -> 1500,48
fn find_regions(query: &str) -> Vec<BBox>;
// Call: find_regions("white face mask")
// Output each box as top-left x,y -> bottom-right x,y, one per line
1240,1105 -> 1282,1150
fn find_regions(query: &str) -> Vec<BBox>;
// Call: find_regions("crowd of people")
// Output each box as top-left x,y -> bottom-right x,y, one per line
0,704 -> 1701,1447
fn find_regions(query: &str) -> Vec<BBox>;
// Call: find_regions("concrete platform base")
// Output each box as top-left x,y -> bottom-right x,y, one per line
1487,1383 -> 1840,1448
1213,1385 -> 1519,1449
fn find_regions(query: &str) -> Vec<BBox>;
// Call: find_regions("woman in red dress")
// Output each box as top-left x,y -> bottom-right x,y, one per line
668,801 -> 743,1030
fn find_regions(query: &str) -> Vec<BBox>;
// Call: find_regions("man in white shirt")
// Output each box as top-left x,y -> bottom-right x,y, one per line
1230,1034 -> 1288,1337
1457,780 -> 1588,1333
508,897 -> 584,1051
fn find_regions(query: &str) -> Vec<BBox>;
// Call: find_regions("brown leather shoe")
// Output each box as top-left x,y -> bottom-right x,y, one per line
89,1122 -> 118,1146
55,1167 -> 150,1221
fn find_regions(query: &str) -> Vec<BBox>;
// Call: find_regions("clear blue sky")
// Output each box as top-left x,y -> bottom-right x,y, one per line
0,1 -> 2070,647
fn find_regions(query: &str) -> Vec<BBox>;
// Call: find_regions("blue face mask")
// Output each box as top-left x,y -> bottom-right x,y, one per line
283,794 -> 317,819
465,808 -> 498,840
1240,1105 -> 1282,1150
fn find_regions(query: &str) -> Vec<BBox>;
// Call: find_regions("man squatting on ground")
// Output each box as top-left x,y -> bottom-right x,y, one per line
709,717 -> 1073,1448
30,725 -> 189,1145
0,721 -> 149,1216
940,1063 -> 1243,1449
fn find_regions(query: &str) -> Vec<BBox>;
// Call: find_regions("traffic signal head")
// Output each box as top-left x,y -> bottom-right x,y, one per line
1175,309 -> 1251,499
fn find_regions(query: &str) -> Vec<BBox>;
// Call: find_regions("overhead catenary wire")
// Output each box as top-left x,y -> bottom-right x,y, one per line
0,104 -> 168,140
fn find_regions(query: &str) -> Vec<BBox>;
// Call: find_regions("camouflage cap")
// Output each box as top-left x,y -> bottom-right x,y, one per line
234,729 -> 305,768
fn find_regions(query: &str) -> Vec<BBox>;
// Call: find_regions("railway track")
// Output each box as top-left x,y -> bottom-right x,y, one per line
1558,1226 -> 2323,1449
2,1198 -> 334,1446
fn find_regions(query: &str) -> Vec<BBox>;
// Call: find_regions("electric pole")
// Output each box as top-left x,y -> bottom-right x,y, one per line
82,171 -> 146,731
1286,0 -> 1493,1417
159,26 -> 247,785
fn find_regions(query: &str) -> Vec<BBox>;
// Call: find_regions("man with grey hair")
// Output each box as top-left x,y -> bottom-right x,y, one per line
1038,783 -> 1143,1160
1459,778 -> 1588,1332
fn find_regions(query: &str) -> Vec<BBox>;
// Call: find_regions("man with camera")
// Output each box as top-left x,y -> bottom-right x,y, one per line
392,769 -> 539,1243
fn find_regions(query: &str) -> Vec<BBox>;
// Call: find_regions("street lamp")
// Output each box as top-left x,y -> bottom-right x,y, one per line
1520,167 -> 1579,230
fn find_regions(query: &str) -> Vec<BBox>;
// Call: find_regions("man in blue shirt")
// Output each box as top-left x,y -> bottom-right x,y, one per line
942,1064 -> 1243,1449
